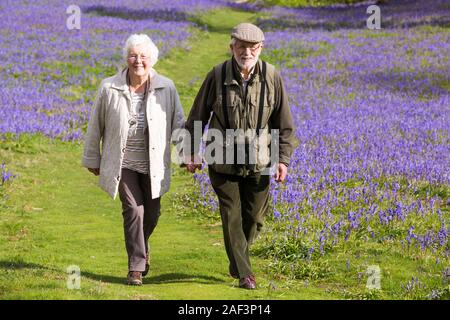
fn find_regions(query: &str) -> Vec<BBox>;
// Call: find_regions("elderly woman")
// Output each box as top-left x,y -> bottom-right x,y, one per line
82,34 -> 185,286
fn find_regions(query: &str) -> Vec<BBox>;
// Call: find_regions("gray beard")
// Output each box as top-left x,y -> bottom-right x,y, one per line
235,54 -> 259,71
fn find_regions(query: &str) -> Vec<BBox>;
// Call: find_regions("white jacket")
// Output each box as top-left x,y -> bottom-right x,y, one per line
82,68 -> 185,199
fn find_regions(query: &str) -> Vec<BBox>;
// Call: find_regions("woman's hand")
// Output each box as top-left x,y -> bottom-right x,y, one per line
88,168 -> 100,176
184,155 -> 202,173
187,162 -> 202,173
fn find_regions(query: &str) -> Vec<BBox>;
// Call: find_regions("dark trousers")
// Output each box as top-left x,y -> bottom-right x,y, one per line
118,168 -> 161,272
208,168 -> 270,278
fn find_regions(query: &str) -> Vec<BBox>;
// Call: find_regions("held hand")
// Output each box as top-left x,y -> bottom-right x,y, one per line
184,155 -> 202,174
186,163 -> 201,173
274,163 -> 287,183
88,168 -> 100,176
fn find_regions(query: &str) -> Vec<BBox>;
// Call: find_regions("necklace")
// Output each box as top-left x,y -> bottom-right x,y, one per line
126,70 -> 151,134
127,70 -> 150,103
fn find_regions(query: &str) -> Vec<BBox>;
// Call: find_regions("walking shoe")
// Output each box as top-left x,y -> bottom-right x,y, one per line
239,275 -> 256,290
229,264 -> 239,279
142,254 -> 150,277
127,271 -> 142,286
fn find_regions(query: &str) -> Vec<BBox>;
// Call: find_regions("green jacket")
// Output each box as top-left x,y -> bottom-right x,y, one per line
186,58 -> 295,176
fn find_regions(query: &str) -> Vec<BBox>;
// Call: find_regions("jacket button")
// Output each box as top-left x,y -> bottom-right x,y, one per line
116,176 -> 120,181
122,148 -> 126,153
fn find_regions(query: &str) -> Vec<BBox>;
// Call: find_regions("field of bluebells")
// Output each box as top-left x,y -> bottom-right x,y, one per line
191,0 -> 450,298
1,0 -> 449,299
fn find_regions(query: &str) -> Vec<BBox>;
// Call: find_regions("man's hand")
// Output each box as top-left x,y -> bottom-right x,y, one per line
186,163 -> 202,173
88,168 -> 100,176
274,163 -> 288,183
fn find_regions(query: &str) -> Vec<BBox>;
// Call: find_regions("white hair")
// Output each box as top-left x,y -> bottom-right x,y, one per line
123,34 -> 159,67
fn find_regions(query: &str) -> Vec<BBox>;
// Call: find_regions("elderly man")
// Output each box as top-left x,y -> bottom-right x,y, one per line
185,23 -> 295,289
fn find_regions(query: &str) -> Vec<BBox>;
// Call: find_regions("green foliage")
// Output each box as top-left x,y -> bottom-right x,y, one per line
170,189 -> 219,222
42,56 -> 117,104
265,258 -> 332,280
0,133 -> 54,154
400,276 -> 450,300
259,0 -> 366,7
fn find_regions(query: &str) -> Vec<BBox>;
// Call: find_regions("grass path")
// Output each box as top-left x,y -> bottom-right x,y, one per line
0,8 -> 338,299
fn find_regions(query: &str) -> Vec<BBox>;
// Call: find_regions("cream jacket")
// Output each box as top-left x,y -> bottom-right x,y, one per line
82,68 -> 185,199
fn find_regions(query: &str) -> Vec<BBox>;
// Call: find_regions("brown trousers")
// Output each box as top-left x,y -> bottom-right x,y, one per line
118,168 -> 161,272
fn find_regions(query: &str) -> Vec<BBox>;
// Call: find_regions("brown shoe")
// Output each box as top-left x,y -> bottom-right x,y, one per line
142,254 -> 150,277
127,271 -> 142,286
239,275 -> 256,290
229,264 -> 239,279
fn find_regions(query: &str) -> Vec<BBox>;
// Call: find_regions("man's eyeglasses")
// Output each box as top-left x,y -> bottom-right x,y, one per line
234,43 -> 262,52
127,54 -> 150,62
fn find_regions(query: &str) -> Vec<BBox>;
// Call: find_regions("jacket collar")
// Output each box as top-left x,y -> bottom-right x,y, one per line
111,68 -> 167,92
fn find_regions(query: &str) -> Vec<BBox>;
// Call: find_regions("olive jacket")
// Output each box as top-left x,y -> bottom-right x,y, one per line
185,58 -> 295,175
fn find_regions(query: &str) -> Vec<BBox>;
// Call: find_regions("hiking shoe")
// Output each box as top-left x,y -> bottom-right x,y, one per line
239,275 -> 256,290
127,271 -> 142,286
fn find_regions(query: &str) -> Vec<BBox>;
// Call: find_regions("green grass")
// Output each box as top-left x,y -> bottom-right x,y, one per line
0,134 -> 339,299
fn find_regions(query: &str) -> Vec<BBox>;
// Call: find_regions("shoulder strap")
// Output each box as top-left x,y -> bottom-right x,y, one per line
221,61 -> 230,129
256,61 -> 267,136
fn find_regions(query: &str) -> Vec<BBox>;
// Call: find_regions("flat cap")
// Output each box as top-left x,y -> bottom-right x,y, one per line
231,23 -> 265,43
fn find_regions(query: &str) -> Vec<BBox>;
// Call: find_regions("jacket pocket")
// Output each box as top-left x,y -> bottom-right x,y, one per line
213,92 -> 240,129
249,93 -> 274,130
